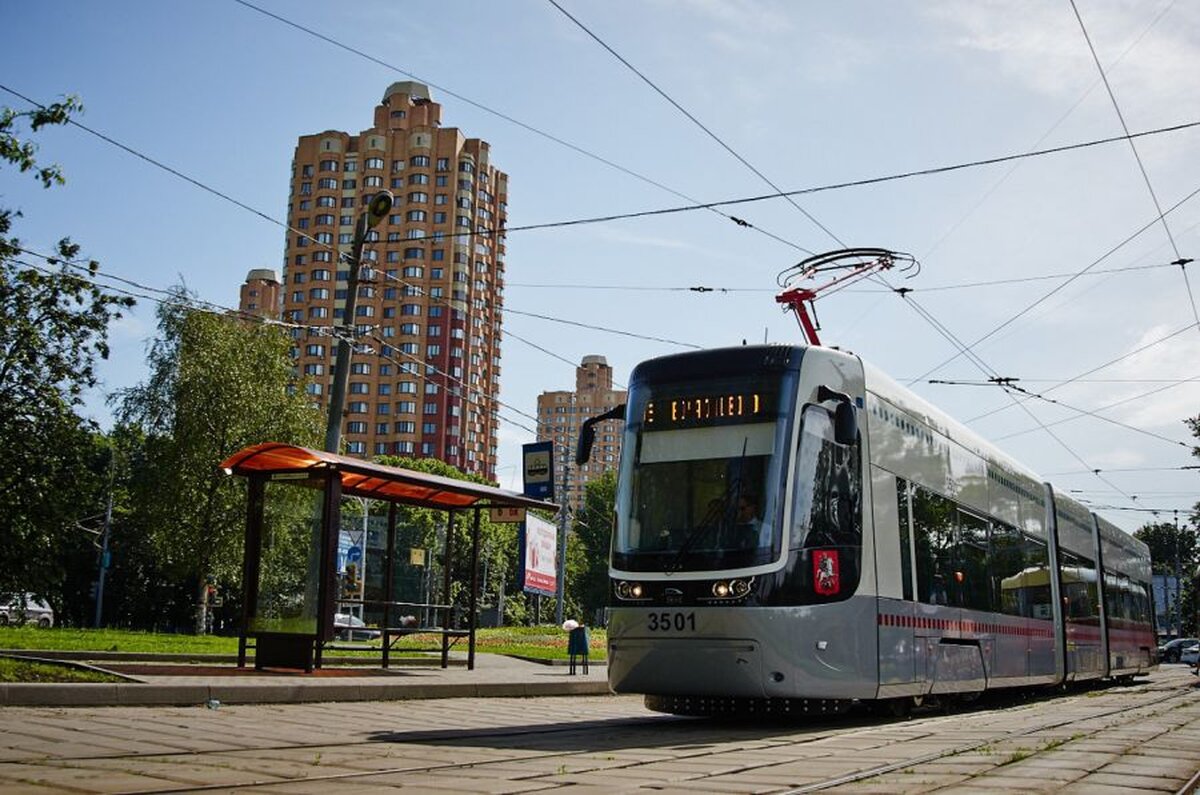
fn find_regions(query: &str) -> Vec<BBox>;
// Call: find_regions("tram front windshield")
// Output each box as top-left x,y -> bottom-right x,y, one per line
613,373 -> 793,572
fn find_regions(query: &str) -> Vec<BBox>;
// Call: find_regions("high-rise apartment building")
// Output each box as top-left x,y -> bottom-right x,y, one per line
536,355 -> 626,513
238,268 -> 281,318
280,82 -> 507,480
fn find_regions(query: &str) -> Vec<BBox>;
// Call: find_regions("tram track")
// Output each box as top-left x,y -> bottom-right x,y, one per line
7,678 -> 1197,793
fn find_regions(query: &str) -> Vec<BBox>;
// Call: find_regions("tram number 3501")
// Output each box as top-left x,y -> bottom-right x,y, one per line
646,611 -> 696,632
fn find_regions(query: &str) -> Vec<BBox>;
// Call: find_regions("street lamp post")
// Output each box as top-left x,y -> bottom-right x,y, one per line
323,191 -> 394,454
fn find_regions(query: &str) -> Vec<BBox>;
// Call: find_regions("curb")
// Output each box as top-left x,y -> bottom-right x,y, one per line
0,678 -> 612,707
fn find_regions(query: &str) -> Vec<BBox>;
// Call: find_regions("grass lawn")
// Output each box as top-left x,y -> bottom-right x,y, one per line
0,657 -> 124,683
0,624 -> 606,661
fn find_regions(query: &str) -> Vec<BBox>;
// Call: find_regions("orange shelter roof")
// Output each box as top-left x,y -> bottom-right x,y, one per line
219,443 -> 559,513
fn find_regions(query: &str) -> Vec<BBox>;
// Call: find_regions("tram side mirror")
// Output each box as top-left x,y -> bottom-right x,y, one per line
817,385 -> 858,446
834,401 -> 858,446
576,403 -> 626,465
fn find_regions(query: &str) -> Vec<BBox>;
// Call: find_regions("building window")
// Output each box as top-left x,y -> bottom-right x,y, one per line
402,266 -> 423,278
350,362 -> 371,375
305,383 -> 323,396
317,196 -> 336,208
347,441 -> 366,455
399,381 -> 417,394
407,209 -> 427,222
315,232 -> 333,244
365,157 -> 384,170
397,401 -> 416,414
343,160 -> 357,172
424,402 -> 439,415
309,306 -> 328,318
317,178 -> 337,190
308,287 -> 329,300
315,214 -> 334,226
303,363 -> 324,376
393,441 -> 415,454
347,421 -> 367,434
401,304 -> 421,316
395,421 -> 416,433
408,191 -> 428,203
305,344 -> 325,357
410,156 -> 430,167
302,164 -> 314,177
313,251 -> 332,262
348,402 -> 369,414
365,175 -> 383,188
409,173 -> 429,186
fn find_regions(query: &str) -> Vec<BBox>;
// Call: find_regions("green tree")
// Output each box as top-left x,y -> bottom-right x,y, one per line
372,455 -> 524,625
1134,522 -> 1198,576
569,469 -> 617,623
0,97 -> 135,605
117,299 -> 322,632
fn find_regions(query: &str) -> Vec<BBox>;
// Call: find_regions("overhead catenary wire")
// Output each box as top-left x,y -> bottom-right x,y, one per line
908,182 -> 1200,386
928,377 -> 1194,448
545,0 -> 838,251
14,249 -> 544,437
921,0 -> 1178,263
965,321 -> 1199,424
529,4 -> 1189,516
1069,0 -> 1200,334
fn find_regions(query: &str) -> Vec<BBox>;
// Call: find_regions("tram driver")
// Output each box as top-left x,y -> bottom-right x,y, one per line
734,494 -> 762,548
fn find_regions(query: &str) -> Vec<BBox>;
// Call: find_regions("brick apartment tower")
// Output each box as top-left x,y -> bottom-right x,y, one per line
281,82 -> 507,480
536,355 -> 626,514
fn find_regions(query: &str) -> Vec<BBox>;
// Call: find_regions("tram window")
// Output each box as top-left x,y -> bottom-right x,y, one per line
895,478 -> 913,601
911,485 -> 954,606
791,406 -> 862,550
989,522 -> 1025,616
956,511 -> 990,611
1058,548 -> 1098,620
1023,536 -> 1052,620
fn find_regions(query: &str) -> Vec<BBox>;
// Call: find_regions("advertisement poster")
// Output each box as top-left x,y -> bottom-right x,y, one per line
518,514 -> 557,596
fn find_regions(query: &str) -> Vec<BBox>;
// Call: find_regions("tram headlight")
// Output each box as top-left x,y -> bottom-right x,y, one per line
614,580 -> 646,600
711,577 -> 754,600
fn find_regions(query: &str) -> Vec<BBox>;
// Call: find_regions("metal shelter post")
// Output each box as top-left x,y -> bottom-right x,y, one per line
441,510 -> 456,669
237,475 -> 266,668
315,471 -> 341,670
383,501 -> 397,669
468,507 -> 482,671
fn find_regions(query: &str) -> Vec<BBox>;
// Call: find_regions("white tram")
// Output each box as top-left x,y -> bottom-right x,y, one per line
579,344 -> 1156,715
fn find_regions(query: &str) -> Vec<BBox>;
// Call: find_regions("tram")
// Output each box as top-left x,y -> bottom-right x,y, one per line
577,344 -> 1156,715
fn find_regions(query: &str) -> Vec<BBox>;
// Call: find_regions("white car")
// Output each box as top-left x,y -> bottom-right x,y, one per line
1181,643 -> 1200,667
0,595 -> 54,628
333,613 -> 380,641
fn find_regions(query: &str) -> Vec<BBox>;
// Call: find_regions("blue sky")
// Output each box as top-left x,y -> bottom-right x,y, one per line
3,0 -> 1198,531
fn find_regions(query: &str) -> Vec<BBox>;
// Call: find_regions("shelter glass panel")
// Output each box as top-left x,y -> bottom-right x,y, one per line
251,480 -> 324,634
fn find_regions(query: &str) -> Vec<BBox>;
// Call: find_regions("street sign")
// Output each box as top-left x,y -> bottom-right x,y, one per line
409,548 -> 426,566
489,506 -> 527,524
346,545 -> 362,564
522,441 -> 554,500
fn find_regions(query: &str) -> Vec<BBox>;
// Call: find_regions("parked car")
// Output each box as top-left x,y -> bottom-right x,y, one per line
333,613 -> 380,642
0,595 -> 54,627
1159,637 -> 1199,663
1181,643 -> 1200,667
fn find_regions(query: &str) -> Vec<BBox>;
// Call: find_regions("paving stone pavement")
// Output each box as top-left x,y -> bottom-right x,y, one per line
0,666 -> 1197,792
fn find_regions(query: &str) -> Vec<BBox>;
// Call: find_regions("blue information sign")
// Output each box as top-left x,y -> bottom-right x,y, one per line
522,441 -> 555,500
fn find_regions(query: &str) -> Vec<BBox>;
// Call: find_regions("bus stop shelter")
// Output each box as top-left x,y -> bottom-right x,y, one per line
219,442 -> 558,672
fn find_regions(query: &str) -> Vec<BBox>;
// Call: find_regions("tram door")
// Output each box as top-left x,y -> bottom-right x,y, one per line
875,474 -> 919,690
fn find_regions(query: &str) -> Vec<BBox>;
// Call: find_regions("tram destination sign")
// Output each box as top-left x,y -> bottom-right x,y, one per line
644,390 -> 772,430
